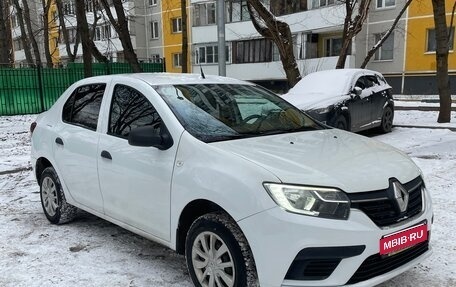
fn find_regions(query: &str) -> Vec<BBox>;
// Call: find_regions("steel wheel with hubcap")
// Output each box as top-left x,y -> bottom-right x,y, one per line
40,167 -> 77,224
186,212 -> 258,287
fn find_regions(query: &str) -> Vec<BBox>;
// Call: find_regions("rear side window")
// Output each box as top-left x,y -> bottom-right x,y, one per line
62,84 -> 106,131
108,84 -> 163,139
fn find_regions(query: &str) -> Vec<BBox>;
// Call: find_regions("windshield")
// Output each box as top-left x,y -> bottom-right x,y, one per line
154,83 -> 322,143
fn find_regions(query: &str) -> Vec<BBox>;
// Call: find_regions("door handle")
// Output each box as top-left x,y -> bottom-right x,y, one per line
101,150 -> 112,160
55,137 -> 64,146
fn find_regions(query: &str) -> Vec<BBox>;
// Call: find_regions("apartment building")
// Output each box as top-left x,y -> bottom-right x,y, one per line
357,0 -> 456,94
190,0 -> 353,91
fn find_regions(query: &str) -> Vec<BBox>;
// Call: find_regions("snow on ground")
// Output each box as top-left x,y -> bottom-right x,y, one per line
1,113 -> 456,287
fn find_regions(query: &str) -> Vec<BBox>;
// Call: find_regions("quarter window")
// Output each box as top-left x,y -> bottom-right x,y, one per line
109,85 -> 163,138
62,84 -> 106,130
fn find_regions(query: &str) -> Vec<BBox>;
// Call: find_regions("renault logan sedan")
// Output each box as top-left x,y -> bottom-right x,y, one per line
31,73 -> 432,287
283,69 -> 394,133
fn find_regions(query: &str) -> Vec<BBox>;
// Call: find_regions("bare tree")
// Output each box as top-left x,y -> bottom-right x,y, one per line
360,0 -> 412,68
23,0 -> 42,66
12,0 -> 33,65
87,1 -> 108,63
246,0 -> 301,88
336,0 -> 371,69
432,0 -> 452,123
181,0 -> 188,73
99,0 -> 142,72
0,0 -> 13,65
56,0 -> 79,62
75,0 -> 93,77
41,0 -> 53,67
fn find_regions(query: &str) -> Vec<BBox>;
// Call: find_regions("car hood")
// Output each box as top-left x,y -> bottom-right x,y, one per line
282,92 -> 349,110
210,129 -> 420,193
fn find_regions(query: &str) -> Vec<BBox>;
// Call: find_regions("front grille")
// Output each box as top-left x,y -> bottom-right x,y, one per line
348,176 -> 423,227
347,239 -> 429,284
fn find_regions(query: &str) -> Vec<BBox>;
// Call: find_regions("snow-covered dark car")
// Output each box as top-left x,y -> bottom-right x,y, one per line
283,69 -> 394,133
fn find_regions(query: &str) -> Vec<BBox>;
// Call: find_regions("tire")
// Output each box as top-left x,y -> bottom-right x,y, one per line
379,106 -> 394,133
40,167 -> 77,224
185,212 -> 259,287
335,115 -> 348,131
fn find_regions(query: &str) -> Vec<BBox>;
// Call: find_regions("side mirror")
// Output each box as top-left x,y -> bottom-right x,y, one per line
351,87 -> 362,98
128,124 -> 173,150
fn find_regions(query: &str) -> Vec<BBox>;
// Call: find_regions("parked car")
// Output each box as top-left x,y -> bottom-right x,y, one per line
31,73 -> 432,287
283,69 -> 394,133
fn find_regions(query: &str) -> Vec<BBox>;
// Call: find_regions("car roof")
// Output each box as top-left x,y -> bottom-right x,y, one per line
304,68 -> 382,79
77,73 -> 253,86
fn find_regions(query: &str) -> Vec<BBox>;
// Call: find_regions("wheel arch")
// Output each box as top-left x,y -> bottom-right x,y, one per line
35,157 -> 53,183
175,199 -> 231,255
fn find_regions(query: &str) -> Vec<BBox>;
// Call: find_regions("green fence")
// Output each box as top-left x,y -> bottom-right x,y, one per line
0,62 -> 164,116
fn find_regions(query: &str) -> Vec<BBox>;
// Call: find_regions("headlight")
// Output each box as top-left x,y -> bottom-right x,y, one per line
263,183 -> 350,220
313,106 -> 331,114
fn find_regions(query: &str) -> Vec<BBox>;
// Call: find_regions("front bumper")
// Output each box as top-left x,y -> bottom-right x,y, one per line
237,192 -> 433,287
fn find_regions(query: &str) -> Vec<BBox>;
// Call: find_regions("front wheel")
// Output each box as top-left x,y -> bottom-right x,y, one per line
185,212 -> 258,287
40,167 -> 77,224
379,106 -> 394,133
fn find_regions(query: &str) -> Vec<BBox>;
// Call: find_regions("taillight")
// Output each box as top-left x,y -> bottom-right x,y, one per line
30,122 -> 37,135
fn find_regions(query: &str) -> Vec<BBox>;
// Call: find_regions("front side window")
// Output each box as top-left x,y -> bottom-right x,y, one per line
62,84 -> 106,130
171,18 -> 182,33
427,28 -> 454,52
108,85 -> 163,138
155,84 -> 321,143
374,32 -> 394,60
377,0 -> 395,9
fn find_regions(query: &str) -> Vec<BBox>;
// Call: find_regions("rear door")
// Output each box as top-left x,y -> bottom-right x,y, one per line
97,81 -> 178,241
53,83 -> 107,212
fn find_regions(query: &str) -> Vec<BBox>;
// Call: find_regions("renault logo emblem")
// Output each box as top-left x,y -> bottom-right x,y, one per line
392,181 -> 409,212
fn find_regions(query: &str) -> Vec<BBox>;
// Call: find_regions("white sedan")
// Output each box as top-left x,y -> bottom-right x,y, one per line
31,73 -> 432,287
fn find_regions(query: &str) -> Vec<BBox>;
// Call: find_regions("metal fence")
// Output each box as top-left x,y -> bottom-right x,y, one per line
0,62 -> 164,116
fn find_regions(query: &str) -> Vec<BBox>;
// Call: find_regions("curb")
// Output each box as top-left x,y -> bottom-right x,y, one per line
395,106 -> 456,111
393,124 -> 456,131
0,166 -> 32,176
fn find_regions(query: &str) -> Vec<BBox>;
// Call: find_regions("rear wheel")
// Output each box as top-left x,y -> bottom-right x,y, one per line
40,167 -> 77,224
379,106 -> 394,133
185,212 -> 258,287
335,115 -> 348,131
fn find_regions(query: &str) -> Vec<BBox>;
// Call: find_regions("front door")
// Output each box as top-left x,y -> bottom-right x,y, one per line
97,83 -> 177,241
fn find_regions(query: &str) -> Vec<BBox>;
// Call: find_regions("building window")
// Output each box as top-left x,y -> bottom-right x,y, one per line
312,0 -> 335,9
13,38 -> 23,51
324,37 -> 343,57
193,2 -> 216,26
151,21 -> 159,39
271,0 -> 307,15
196,45 -> 230,64
149,0 -> 158,5
173,53 -> 183,67
377,0 -> 395,9
171,18 -> 182,33
427,28 -> 454,52
234,39 -> 275,64
11,14 -> 18,27
64,1 -> 75,15
374,32 -> 394,60
151,54 -> 161,63
225,0 -> 250,23
94,24 -> 112,41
